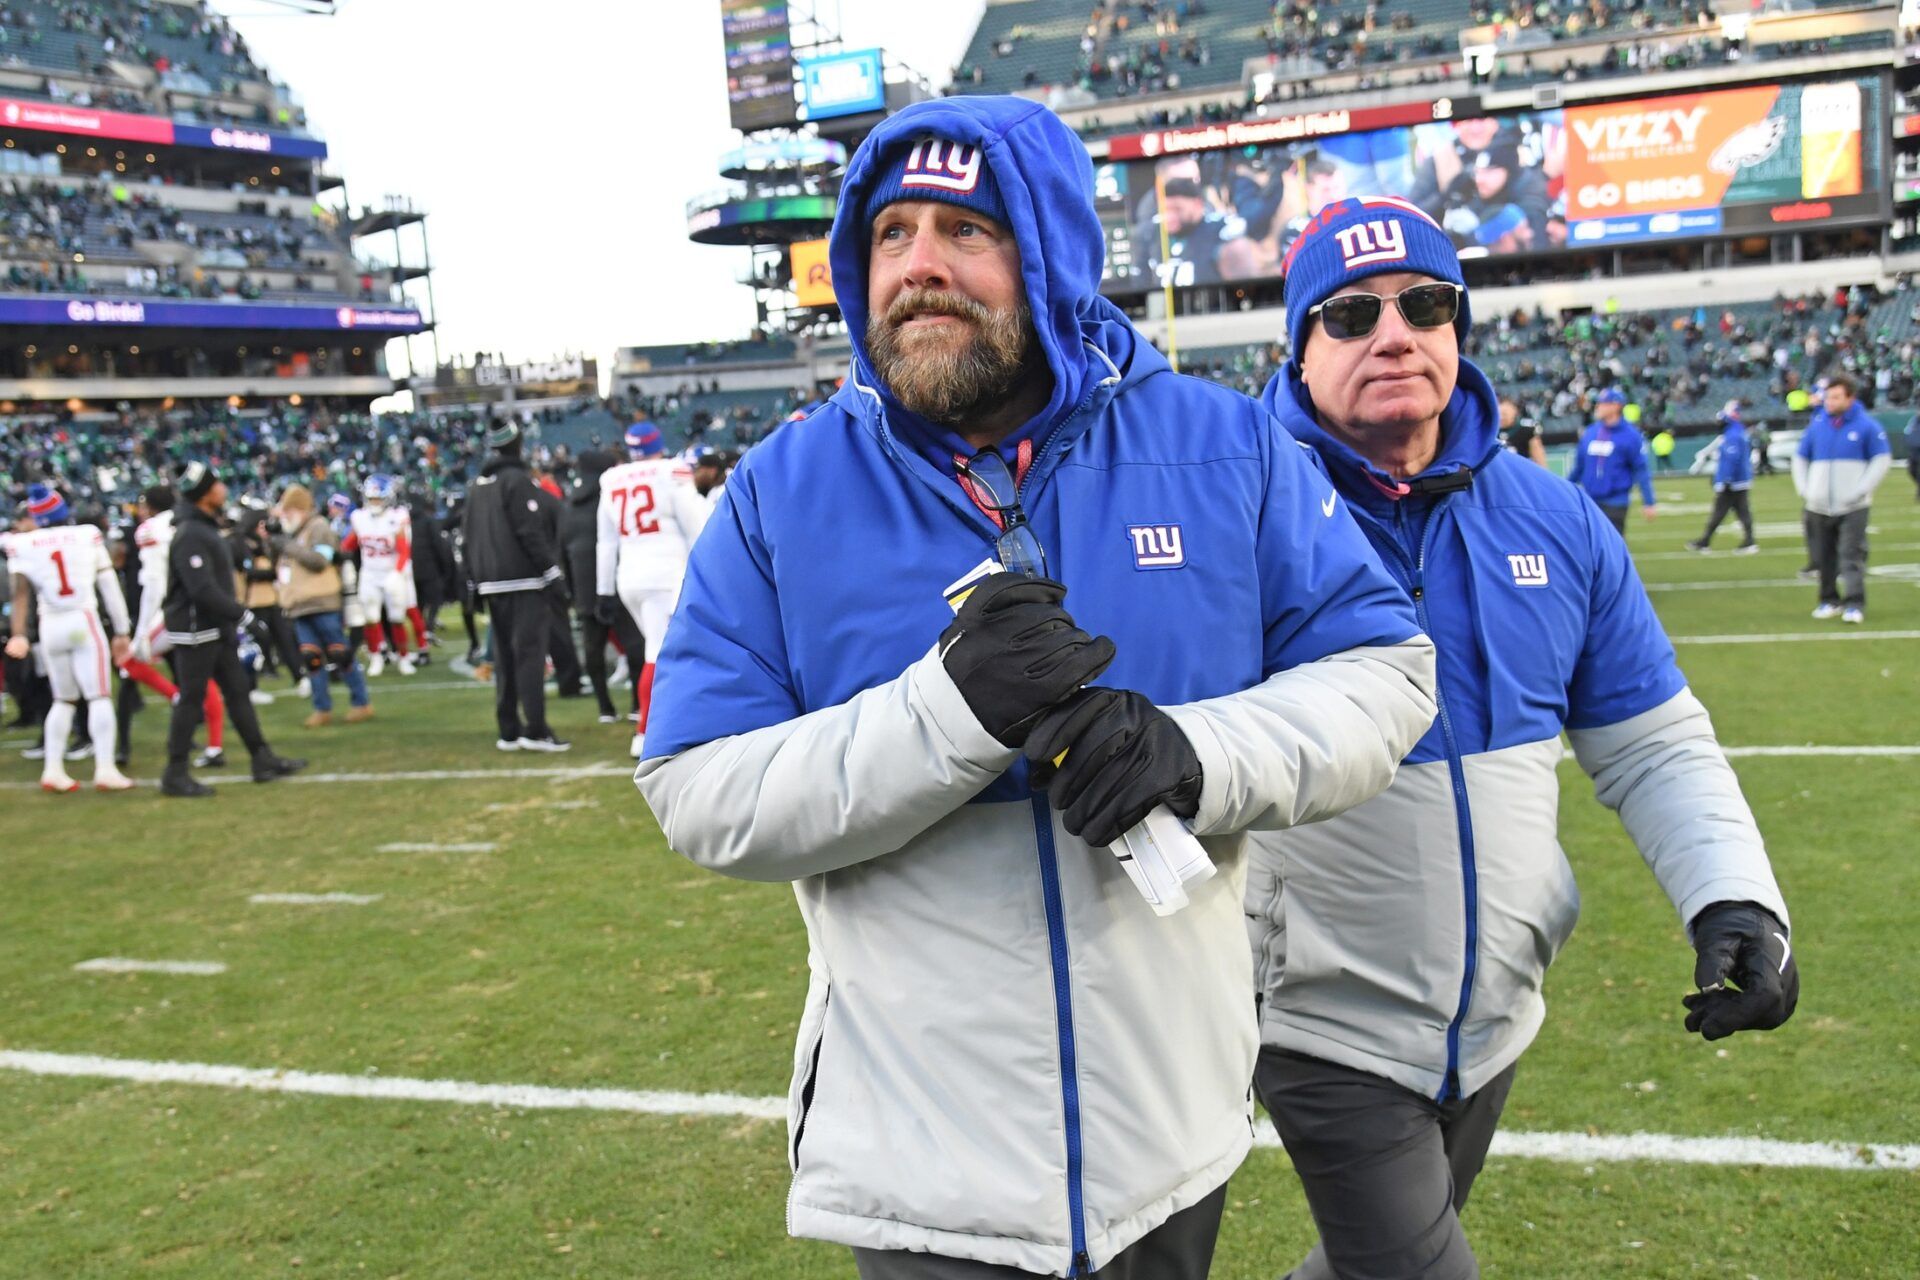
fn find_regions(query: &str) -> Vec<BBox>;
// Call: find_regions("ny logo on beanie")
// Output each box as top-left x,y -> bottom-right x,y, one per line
1334,220 -> 1408,270
901,140 -> 983,194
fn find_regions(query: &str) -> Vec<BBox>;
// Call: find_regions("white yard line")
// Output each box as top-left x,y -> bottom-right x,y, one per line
484,799 -> 599,812
1670,631 -> 1920,645
0,762 -> 632,792
247,893 -> 383,906
377,842 -> 497,854
71,959 -> 226,976
0,1049 -> 1911,1172
1646,579 -> 1823,592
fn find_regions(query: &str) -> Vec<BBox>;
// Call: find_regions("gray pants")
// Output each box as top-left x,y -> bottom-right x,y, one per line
1698,488 -> 1754,546
852,1183 -> 1227,1280
1255,1048 -> 1517,1280
1807,508 -> 1870,608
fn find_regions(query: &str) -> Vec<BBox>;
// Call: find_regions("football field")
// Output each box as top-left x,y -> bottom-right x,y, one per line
3,473 -> 1917,1278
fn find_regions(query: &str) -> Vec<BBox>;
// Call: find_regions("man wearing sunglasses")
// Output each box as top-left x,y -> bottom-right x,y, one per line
635,98 -> 1440,1279
1254,196 -> 1797,1280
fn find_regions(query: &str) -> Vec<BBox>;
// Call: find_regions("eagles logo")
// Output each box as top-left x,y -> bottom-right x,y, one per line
1708,116 -> 1788,176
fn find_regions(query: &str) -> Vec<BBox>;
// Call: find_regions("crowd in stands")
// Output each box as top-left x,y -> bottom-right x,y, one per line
0,0 -> 266,93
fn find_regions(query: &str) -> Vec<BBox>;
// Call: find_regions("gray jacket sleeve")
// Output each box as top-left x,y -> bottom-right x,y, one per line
1568,688 -> 1789,933
1162,635 -> 1437,836
634,645 -> 1017,882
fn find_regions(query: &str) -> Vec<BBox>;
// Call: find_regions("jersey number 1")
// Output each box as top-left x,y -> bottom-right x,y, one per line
614,484 -> 659,536
50,549 -> 74,596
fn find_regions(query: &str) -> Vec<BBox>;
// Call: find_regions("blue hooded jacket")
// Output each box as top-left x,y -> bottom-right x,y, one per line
1258,357 -> 1689,1100
1713,416 -> 1753,490
1568,415 -> 1656,508
639,96 -> 1432,1273
647,96 -> 1420,766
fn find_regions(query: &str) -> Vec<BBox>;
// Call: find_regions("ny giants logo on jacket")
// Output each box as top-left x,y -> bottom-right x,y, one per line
1128,523 -> 1185,569
900,140 -> 983,194
1507,553 -> 1549,587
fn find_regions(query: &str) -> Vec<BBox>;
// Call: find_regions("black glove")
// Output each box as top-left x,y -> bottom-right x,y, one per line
542,575 -> 571,607
938,573 -> 1114,748
596,595 -> 618,625
1024,687 -> 1203,849
1683,901 -> 1798,1041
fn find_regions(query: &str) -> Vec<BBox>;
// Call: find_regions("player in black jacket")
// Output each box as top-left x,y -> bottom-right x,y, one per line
159,463 -> 306,797
460,423 -> 569,751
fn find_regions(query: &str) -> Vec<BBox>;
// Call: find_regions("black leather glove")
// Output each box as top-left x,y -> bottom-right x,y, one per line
1024,687 -> 1203,849
938,573 -> 1115,748
596,595 -> 618,625
1683,901 -> 1798,1041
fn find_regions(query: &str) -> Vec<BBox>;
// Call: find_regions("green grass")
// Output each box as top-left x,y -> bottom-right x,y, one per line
2,474 -> 1916,1277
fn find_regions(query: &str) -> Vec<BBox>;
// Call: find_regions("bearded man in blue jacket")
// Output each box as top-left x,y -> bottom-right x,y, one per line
634,98 -> 1439,1278
1253,197 -> 1799,1280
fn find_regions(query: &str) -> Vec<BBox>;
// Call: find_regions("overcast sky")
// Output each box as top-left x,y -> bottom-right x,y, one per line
210,0 -> 987,377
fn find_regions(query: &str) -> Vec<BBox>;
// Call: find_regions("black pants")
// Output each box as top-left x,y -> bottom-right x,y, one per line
852,1183 -> 1227,1279
5,652 -> 50,726
1808,508 -> 1871,608
546,593 -> 582,694
1698,488 -> 1754,546
1255,1048 -> 1517,1280
166,639 -> 266,766
578,612 -> 617,717
252,605 -> 302,683
487,591 -> 551,741
1598,502 -> 1628,535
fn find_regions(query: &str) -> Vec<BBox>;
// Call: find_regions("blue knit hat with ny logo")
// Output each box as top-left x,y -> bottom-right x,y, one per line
861,136 -> 1009,231
1281,195 -> 1470,365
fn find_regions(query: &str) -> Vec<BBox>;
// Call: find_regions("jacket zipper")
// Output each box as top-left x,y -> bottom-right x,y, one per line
1391,499 -> 1480,1103
1031,795 -> 1093,1277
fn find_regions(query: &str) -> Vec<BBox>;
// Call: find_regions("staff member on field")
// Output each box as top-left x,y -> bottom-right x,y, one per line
1253,196 -> 1799,1280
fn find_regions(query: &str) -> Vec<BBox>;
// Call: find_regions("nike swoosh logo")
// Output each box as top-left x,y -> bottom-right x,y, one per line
1773,930 -> 1791,974
1321,492 -> 1337,518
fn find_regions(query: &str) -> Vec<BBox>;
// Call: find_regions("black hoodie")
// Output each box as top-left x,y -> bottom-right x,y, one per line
460,452 -> 562,595
560,449 -> 614,608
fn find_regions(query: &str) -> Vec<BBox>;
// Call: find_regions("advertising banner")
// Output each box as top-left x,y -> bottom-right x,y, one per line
0,296 -> 425,332
1,97 -> 328,159
1097,74 -> 1886,295
789,238 -> 835,307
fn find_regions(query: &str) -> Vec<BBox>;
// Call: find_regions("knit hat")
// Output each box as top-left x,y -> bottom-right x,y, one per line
26,482 -> 68,526
178,460 -> 219,504
1281,196 -> 1469,360
279,482 -> 314,513
862,135 -> 1008,231
486,420 -> 521,450
1596,386 -> 1628,405
625,421 -> 664,457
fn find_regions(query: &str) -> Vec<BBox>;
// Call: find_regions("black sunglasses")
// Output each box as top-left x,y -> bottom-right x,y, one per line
956,451 -> 1048,580
1307,282 -> 1464,341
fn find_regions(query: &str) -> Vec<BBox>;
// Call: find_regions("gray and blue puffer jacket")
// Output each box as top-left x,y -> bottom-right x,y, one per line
1256,357 -> 1790,1102
634,95 -> 1439,1276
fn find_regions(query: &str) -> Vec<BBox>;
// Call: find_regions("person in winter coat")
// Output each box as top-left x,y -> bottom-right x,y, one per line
561,449 -> 642,723
408,501 -> 457,646
1793,374 -> 1892,623
1688,401 -> 1758,552
460,423 -> 570,751
1253,197 -> 1798,1280
1567,386 -> 1658,537
635,97 -> 1438,1279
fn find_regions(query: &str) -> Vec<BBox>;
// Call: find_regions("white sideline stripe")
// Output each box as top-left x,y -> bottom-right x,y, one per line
1558,745 -> 1920,762
247,893 -> 383,906
72,959 -> 226,976
484,799 -> 599,812
1647,578 -> 1820,592
1671,630 -> 1920,645
378,842 -> 497,854
0,1050 -> 785,1122
1634,542 -> 1920,561
0,763 -> 632,792
0,1049 -> 1911,1171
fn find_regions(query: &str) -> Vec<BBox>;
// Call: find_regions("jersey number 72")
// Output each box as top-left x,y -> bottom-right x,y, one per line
612,484 -> 659,536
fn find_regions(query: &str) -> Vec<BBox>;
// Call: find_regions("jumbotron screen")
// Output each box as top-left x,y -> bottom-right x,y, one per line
1096,73 -> 1887,294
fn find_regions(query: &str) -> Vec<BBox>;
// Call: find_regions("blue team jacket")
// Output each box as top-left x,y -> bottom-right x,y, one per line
1569,418 -> 1656,508
1714,419 -> 1753,490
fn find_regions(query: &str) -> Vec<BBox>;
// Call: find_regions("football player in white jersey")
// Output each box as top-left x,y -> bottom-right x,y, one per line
3,485 -> 134,791
122,485 -> 227,768
344,475 -> 421,676
596,421 -> 712,757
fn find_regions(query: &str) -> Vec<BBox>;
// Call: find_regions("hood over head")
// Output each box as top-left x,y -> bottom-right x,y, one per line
829,95 -> 1159,463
